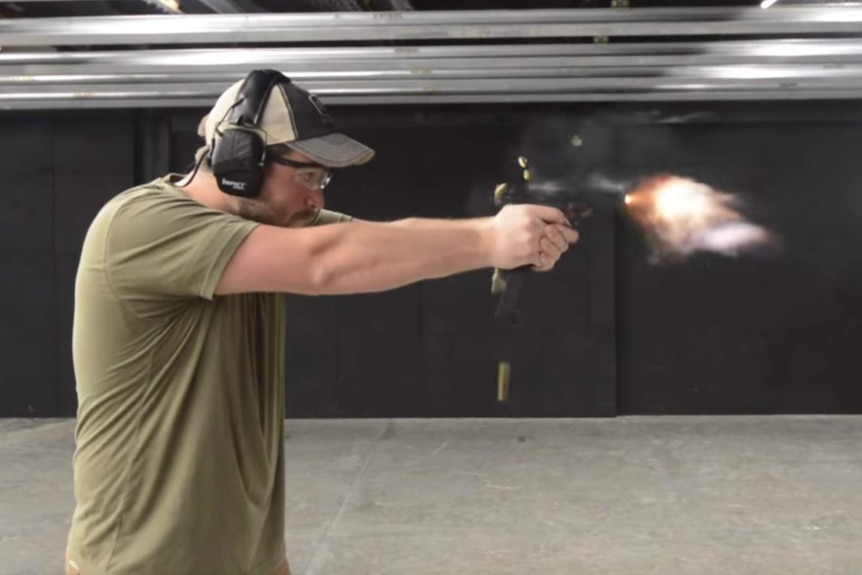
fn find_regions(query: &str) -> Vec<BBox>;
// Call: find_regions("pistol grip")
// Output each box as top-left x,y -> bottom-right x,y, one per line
494,266 -> 530,324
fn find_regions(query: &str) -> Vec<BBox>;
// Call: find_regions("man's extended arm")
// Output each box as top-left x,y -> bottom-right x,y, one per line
215,204 -> 578,296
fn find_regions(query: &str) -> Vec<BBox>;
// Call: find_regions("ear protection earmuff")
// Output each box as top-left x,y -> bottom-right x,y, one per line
210,69 -> 283,198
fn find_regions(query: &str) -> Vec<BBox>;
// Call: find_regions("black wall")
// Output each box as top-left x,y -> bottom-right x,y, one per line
2,102 -> 862,418
616,119 -> 862,415
1,113 -> 136,417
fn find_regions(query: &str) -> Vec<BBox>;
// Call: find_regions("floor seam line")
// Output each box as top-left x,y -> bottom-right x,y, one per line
300,419 -> 392,575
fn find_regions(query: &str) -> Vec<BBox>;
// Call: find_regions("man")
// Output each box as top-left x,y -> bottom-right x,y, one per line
65,70 -> 578,575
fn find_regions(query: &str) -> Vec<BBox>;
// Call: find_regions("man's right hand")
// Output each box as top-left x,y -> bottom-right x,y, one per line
488,204 -> 580,272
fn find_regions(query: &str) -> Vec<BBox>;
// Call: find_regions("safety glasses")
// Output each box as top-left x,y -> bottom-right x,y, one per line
267,155 -> 333,190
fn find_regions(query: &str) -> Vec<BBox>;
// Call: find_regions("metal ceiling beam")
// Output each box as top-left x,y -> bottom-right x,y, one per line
3,89 -> 861,111
3,7 -> 862,108
5,62 -> 862,85
6,39 -> 862,77
4,36 -> 862,107
2,7 -> 862,46
6,65 -> 862,87
3,72 -> 862,110
5,74 -> 862,93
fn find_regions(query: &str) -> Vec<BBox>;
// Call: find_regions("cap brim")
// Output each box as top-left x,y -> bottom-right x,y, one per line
285,132 -> 375,168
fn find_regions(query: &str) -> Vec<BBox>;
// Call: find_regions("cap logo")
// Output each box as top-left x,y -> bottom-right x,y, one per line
308,93 -> 333,126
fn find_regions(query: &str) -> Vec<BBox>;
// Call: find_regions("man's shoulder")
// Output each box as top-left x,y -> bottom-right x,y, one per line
107,175 -> 201,217
82,175 -> 238,262
94,175 -> 243,240
88,175 -> 185,228
80,174 -> 259,302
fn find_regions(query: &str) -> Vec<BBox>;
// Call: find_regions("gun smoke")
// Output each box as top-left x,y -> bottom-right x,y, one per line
623,173 -> 779,264
507,112 -> 780,265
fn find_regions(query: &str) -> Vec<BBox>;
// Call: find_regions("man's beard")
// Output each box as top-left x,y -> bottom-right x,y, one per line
238,199 -> 316,228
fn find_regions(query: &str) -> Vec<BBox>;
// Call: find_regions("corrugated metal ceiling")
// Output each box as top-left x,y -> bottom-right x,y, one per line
1,1 -> 861,108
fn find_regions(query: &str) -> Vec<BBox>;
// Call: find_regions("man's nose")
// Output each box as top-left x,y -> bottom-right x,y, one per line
306,188 -> 324,210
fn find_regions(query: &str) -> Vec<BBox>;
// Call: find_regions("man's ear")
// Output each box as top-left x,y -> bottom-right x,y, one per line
197,114 -> 209,139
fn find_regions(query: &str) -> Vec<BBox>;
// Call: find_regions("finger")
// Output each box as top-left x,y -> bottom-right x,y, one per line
530,239 -> 559,273
524,205 -> 570,226
531,253 -> 550,272
544,225 -> 569,254
556,225 -> 580,244
539,237 -> 562,262
527,241 -> 546,269
532,250 -> 555,272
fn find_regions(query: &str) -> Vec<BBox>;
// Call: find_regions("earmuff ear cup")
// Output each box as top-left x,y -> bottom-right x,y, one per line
211,127 -> 266,198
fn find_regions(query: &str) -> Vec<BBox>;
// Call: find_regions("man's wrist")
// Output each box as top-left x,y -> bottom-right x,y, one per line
383,215 -> 497,270
471,217 -> 497,269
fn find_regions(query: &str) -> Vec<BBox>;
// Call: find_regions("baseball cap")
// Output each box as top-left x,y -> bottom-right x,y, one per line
203,71 -> 375,168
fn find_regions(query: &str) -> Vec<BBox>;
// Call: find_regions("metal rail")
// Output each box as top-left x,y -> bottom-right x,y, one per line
6,39 -> 862,76
4,64 -> 862,85
3,8 -> 862,107
1,7 -> 862,46
3,75 -> 862,109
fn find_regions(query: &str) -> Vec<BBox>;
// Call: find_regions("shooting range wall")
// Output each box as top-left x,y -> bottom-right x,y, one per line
3,101 -> 862,418
4,6 -> 862,418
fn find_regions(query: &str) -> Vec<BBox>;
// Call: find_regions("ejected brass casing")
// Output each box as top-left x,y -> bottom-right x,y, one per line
497,361 -> 510,402
491,268 -> 506,294
520,156 -> 531,180
494,182 -> 508,207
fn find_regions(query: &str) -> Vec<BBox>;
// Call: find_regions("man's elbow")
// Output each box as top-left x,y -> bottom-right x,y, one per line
303,260 -> 335,296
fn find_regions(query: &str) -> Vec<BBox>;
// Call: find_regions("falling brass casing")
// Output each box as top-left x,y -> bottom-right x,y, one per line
494,182 -> 508,207
491,268 -> 506,294
497,361 -> 511,402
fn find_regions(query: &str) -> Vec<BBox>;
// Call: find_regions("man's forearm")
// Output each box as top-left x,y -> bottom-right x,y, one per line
310,217 -> 495,294
217,204 -> 568,297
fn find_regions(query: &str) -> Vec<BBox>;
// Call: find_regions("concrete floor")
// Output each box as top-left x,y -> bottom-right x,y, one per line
1,416 -> 861,575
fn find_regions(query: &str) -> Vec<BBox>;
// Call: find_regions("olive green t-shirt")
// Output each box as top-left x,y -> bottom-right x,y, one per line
66,175 -> 350,575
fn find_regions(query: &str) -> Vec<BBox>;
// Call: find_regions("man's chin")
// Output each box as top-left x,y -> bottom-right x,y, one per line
285,211 -> 316,228
239,206 -> 313,228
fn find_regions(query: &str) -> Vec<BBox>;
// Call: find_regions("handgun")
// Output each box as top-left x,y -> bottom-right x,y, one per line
490,154 -> 770,401
491,155 -> 629,323
491,155 -> 629,402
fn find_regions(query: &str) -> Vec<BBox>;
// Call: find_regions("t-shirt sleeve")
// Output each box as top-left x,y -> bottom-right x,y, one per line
105,191 -> 259,301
